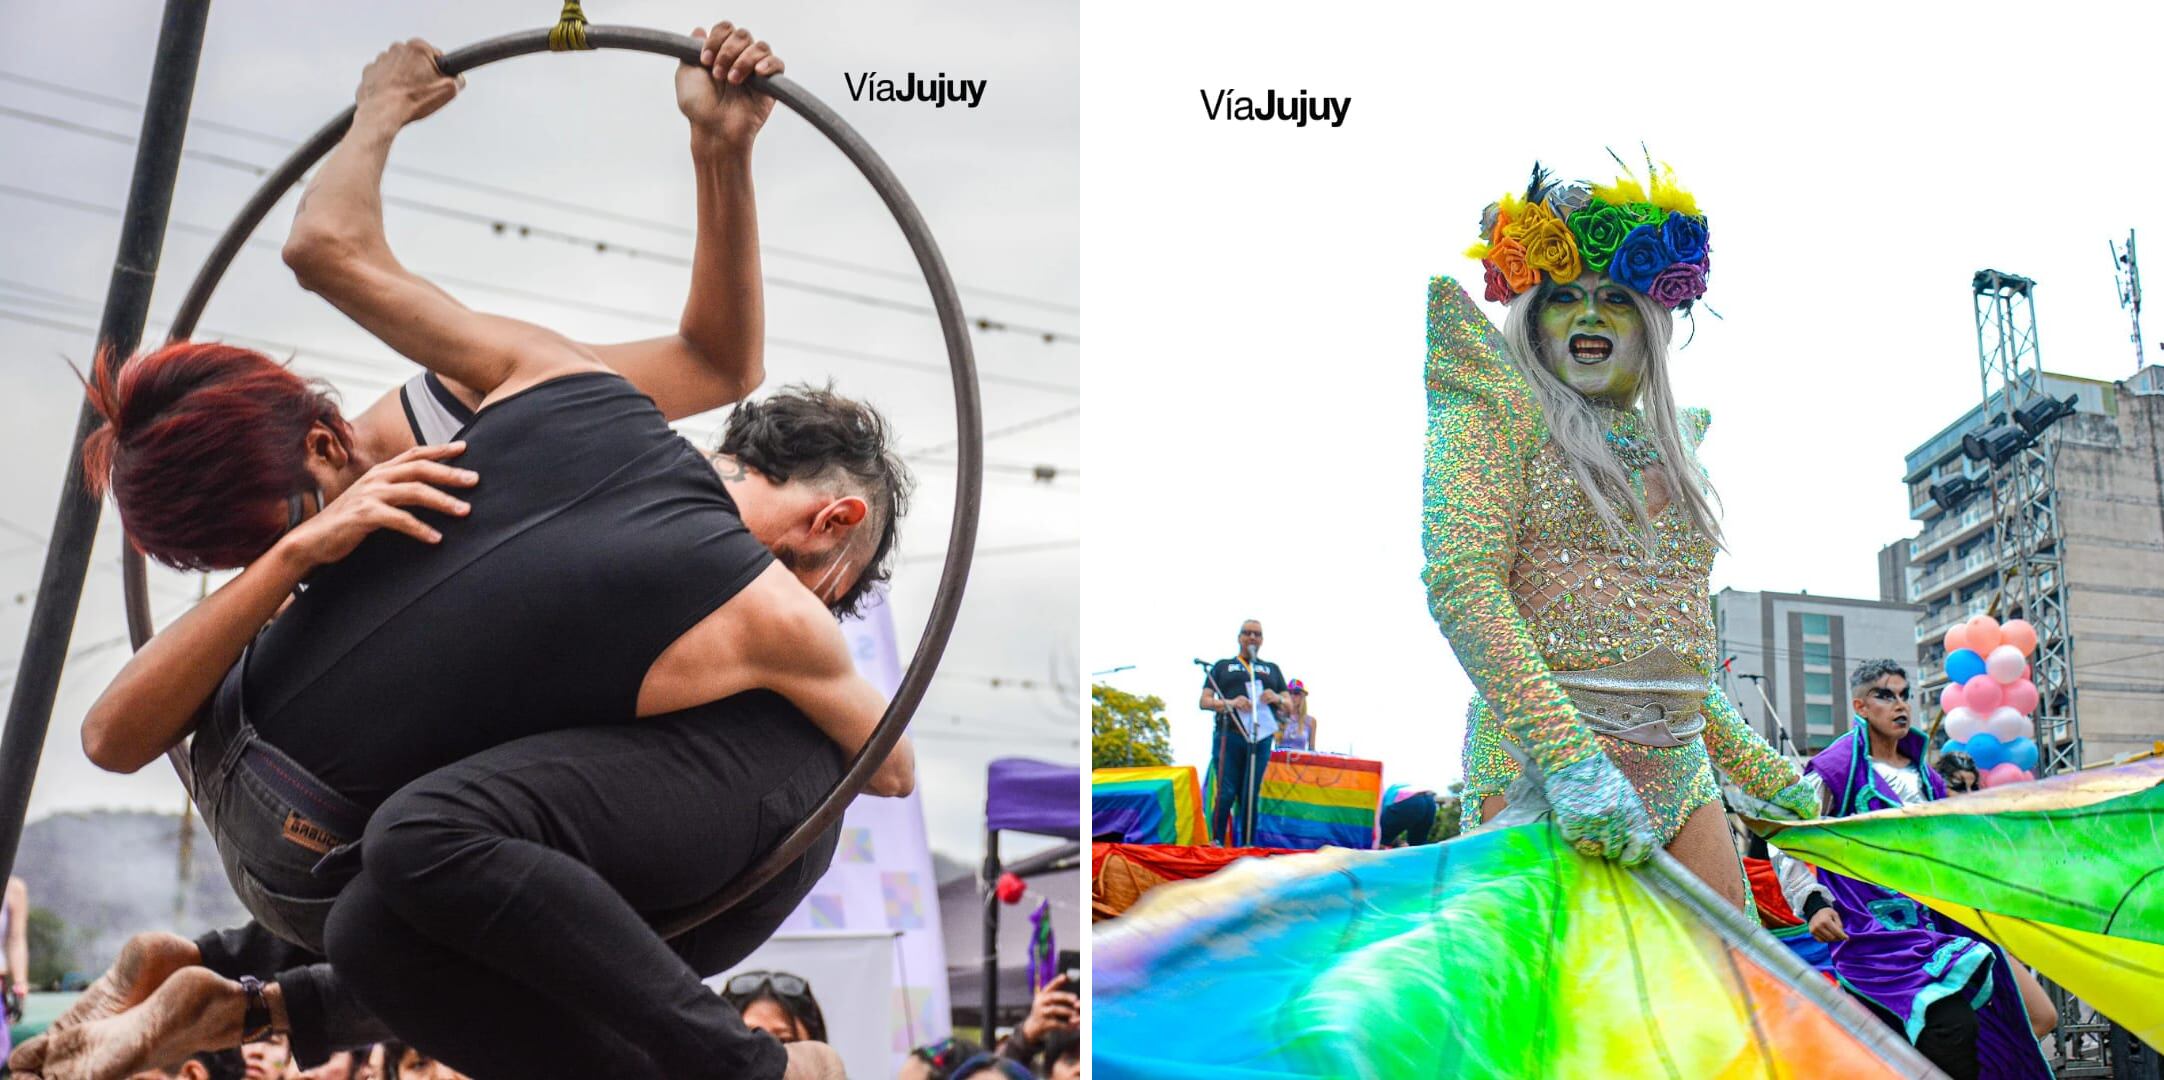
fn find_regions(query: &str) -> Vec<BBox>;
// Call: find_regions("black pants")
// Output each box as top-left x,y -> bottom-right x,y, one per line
253,693 -> 840,1079
1861,988 -> 1982,1080
1208,719 -> 1272,847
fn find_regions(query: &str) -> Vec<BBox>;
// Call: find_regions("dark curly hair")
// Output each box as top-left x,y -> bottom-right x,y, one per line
718,384 -> 910,618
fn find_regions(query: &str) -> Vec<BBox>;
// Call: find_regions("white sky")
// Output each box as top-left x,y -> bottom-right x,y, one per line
1080,1 -> 2164,795
0,0 -> 1078,863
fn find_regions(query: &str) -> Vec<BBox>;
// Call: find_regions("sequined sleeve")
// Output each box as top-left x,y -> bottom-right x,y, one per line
1422,276 -> 1600,776
1700,680 -> 1802,799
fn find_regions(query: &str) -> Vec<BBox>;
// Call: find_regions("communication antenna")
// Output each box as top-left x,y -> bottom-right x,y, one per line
2112,230 -> 2146,374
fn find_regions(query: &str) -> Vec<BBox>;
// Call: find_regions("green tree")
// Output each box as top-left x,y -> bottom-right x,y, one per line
26,906 -> 81,989
1092,683 -> 1172,769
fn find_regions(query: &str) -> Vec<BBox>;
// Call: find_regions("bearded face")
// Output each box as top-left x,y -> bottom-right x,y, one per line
1534,273 -> 1649,407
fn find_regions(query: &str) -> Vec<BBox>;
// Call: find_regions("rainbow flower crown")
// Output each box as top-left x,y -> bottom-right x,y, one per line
1467,161 -> 1710,310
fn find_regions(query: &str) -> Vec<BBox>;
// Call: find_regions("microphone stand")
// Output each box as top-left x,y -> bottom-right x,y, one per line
1196,656 -> 1264,847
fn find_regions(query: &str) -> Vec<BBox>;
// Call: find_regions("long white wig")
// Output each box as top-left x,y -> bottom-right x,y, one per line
1496,281 -> 1724,548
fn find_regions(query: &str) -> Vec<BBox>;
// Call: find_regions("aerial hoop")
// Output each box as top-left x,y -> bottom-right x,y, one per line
121,25 -> 982,940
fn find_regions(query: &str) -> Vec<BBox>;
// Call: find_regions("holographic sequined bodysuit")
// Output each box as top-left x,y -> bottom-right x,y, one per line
1422,276 -> 1799,841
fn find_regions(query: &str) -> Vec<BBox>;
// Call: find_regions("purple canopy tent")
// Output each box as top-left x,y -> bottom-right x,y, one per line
981,757 -> 1080,1037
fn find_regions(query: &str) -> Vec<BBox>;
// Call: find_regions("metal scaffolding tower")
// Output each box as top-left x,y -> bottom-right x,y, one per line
1970,269 -> 2082,778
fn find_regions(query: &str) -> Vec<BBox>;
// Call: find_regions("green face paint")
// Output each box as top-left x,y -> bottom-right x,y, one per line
1535,273 -> 1648,407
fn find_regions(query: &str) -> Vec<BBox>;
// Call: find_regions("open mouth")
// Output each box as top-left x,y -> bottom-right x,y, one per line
1568,334 -> 1612,363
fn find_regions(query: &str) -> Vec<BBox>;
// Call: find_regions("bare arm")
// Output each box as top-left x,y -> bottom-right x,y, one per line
281,40 -> 597,400
81,447 -> 477,774
644,567 -> 915,796
587,26 -> 782,419
5,878 -> 26,993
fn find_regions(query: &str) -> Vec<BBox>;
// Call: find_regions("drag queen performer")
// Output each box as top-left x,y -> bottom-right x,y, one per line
1425,162 -> 1818,906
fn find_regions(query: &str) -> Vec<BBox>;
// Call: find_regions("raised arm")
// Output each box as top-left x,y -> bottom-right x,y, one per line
281,40 -> 598,400
585,25 -> 782,419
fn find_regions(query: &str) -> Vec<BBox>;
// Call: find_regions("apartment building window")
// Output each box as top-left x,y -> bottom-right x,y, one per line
1805,672 -> 1832,696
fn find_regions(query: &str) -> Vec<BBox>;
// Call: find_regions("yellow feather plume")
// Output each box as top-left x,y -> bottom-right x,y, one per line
1591,176 -> 1648,206
1647,162 -> 1700,217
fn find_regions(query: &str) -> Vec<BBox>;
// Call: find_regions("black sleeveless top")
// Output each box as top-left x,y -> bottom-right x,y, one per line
240,372 -> 776,807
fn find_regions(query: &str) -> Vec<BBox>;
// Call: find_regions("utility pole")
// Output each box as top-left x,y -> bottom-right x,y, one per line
2113,229 -> 2146,373
0,0 -> 212,888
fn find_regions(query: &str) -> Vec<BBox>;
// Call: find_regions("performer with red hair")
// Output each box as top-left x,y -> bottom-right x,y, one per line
19,27 -> 887,1080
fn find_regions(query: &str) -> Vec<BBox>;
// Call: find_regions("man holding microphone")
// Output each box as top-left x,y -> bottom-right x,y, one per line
1198,620 -> 1289,846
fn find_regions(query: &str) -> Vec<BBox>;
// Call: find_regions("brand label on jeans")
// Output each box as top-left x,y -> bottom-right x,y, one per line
282,811 -> 339,854
844,71 -> 987,109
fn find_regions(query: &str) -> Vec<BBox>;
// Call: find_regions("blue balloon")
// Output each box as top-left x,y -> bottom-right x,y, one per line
1967,731 -> 2007,769
1945,648 -> 1987,684
2006,736 -> 2039,772
1941,740 -> 1968,759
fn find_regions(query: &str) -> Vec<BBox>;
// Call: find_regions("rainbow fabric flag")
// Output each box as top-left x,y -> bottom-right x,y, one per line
1765,757 -> 2164,1046
1255,752 -> 1382,850
1094,822 -> 1936,1078
1092,765 -> 1208,846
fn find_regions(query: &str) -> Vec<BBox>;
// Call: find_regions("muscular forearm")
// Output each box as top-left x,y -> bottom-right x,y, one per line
682,135 -> 765,398
286,111 -> 400,275
82,544 -> 312,773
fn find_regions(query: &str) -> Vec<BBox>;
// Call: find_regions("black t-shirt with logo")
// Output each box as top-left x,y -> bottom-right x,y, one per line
1201,656 -> 1288,724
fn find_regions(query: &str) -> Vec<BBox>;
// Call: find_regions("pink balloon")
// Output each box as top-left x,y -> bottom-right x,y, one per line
1943,624 -> 1971,655
2000,619 -> 2038,657
1943,706 -> 1984,743
2022,662 -> 2032,680
2005,679 -> 2040,715
1986,644 -> 2026,685
2020,769 -> 2036,781
1939,683 -> 1967,714
1964,615 -> 2003,654
1962,674 -> 2003,714
1984,706 -> 2028,742
1981,762 -> 2027,788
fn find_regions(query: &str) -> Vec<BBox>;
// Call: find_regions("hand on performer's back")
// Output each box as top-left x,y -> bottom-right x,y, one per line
278,443 -> 479,570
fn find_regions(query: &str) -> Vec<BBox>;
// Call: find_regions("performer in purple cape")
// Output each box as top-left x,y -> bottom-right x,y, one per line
1801,659 -> 2055,1080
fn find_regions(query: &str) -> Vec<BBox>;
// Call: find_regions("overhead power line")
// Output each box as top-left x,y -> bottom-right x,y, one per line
0,186 -> 1079,397
0,101 -> 1079,344
0,67 -> 1080,318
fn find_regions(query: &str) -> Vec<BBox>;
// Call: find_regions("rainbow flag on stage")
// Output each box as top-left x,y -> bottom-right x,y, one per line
1255,751 -> 1382,850
1094,823 -> 1937,1078
1766,757 -> 2164,1046
1093,765 -> 1208,846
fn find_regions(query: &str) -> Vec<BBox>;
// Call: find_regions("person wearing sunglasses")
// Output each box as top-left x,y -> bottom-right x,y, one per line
1276,679 -> 1317,752
1789,659 -> 2058,1078
719,971 -> 827,1045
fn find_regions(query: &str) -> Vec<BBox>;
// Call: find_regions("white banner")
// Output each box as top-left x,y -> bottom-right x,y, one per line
770,592 -> 952,1072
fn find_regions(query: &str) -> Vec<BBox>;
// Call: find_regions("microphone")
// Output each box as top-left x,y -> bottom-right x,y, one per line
1193,658 -> 1212,667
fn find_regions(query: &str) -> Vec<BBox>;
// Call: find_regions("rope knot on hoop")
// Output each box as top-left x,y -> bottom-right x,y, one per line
548,0 -> 592,51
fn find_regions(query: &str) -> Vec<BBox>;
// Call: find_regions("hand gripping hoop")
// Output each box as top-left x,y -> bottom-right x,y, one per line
121,24 -> 981,940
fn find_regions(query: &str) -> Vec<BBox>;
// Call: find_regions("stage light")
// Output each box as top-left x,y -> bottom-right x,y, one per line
2014,394 -> 2078,437
1962,423 -> 2031,466
1929,475 -> 1984,512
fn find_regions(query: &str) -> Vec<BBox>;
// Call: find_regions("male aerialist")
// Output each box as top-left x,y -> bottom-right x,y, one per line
16,28 -> 902,1080
1198,619 -> 1288,846
1797,659 -> 2056,1080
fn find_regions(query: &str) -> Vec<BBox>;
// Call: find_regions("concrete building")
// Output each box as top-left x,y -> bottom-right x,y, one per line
1713,588 -> 1925,755
1875,541 -> 1910,605
1896,364 -> 2164,764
